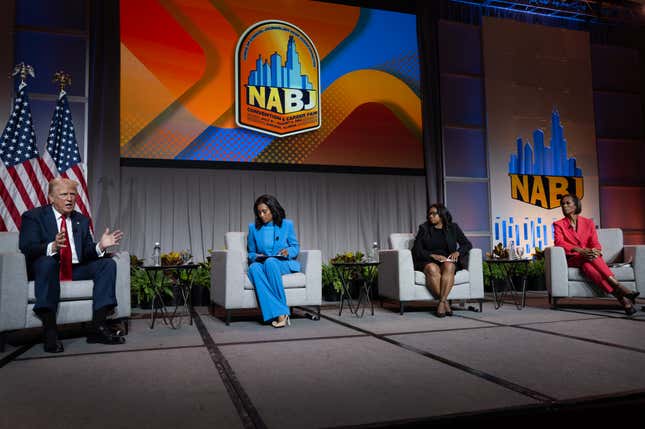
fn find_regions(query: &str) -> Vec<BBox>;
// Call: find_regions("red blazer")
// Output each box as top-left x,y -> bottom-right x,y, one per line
553,215 -> 601,257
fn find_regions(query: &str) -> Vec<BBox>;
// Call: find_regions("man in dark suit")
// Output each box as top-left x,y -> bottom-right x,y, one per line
19,177 -> 125,353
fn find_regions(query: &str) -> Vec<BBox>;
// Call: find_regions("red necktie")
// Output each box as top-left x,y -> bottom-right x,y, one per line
59,216 -> 73,281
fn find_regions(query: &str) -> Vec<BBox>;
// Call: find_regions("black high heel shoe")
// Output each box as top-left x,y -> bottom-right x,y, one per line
445,303 -> 454,317
624,305 -> 637,316
436,301 -> 446,318
625,290 -> 640,304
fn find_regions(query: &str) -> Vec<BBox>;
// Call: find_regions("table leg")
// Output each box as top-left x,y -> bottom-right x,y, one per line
358,280 -> 374,317
335,267 -> 354,316
491,276 -> 502,309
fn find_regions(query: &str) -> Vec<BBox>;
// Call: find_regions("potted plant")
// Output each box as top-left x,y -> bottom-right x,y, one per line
328,251 -> 375,298
189,258 -> 212,306
526,255 -> 546,291
130,253 -> 174,309
483,260 -> 506,292
322,263 -> 342,301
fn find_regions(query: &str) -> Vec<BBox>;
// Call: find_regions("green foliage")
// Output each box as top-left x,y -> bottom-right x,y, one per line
130,266 -> 173,304
188,259 -> 212,289
322,263 -> 342,293
483,261 -> 506,285
526,258 -> 545,277
361,265 -> 378,284
324,251 -> 379,296
533,247 -> 545,260
330,251 -> 364,264
483,259 -> 545,287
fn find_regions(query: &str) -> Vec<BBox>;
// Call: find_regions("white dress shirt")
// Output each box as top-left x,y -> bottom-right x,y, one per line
46,207 -> 104,262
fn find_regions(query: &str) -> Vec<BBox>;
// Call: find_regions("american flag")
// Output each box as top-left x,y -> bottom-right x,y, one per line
0,83 -> 93,232
44,90 -> 93,231
0,83 -> 52,231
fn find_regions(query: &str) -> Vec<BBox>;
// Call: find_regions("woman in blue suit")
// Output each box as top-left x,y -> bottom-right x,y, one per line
247,195 -> 300,328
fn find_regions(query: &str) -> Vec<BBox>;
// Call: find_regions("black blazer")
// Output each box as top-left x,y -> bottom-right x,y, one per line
19,205 -> 99,277
412,221 -> 472,271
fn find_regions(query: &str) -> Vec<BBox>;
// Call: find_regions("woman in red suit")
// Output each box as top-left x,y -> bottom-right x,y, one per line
553,194 -> 639,315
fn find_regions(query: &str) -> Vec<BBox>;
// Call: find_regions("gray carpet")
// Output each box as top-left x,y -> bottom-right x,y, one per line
2,301 -> 645,428
1,347 -> 242,429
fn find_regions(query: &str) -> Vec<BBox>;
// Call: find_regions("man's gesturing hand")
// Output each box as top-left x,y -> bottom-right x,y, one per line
52,230 -> 68,253
99,228 -> 124,251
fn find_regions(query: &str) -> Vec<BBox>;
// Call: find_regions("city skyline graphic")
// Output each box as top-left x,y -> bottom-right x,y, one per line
247,36 -> 313,90
508,109 -> 582,177
494,215 -> 557,254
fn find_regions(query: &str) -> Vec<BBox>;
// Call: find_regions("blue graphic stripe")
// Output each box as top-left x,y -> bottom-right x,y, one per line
321,9 -> 420,95
176,126 -> 273,161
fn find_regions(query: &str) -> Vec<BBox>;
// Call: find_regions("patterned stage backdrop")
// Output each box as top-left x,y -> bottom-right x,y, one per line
482,17 -> 600,254
120,0 -> 422,170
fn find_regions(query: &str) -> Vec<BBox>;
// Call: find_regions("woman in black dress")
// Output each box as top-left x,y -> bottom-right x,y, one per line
412,203 -> 472,317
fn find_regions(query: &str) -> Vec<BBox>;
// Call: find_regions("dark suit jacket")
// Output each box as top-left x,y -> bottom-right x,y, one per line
412,221 -> 472,271
19,205 -> 99,277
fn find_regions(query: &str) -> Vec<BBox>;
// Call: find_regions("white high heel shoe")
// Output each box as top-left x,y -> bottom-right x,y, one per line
271,315 -> 290,328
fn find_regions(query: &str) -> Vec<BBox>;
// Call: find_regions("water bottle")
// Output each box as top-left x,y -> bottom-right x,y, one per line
371,242 -> 379,262
152,242 -> 161,266
509,240 -> 516,260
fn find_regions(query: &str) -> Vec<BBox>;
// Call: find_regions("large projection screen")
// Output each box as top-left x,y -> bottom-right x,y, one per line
120,0 -> 422,171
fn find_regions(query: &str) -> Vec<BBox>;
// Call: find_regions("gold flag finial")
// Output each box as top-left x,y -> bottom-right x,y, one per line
11,62 -> 35,86
53,70 -> 72,93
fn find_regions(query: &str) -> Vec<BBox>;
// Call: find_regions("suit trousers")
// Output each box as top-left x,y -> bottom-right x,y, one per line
567,255 -> 615,293
248,257 -> 292,322
31,256 -> 118,313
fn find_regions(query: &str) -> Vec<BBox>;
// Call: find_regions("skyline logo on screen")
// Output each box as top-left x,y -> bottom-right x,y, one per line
235,20 -> 321,138
508,109 -> 584,209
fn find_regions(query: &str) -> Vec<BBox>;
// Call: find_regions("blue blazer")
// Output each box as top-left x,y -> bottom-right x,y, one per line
247,219 -> 300,272
19,205 -> 98,275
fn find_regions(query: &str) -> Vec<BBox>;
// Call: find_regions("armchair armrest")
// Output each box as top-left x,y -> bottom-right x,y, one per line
111,251 -> 131,319
297,250 -> 321,304
624,245 -> 645,294
466,248 -> 484,299
545,246 -> 568,297
211,249 -> 247,308
0,252 -> 29,332
378,248 -> 415,300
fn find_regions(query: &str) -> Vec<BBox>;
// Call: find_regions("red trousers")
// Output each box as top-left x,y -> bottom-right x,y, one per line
567,255 -> 615,293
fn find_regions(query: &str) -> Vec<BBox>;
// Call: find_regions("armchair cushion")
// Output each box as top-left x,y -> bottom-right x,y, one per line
243,272 -> 307,290
28,280 -> 95,302
414,269 -> 470,286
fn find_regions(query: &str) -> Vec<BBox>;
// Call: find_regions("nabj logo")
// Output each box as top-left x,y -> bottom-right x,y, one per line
508,109 -> 584,209
235,20 -> 321,138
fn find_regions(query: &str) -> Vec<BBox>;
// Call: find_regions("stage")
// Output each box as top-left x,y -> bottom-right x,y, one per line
1,293 -> 645,428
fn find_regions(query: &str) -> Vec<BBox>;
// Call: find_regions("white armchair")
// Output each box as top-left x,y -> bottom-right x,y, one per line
546,228 -> 644,308
378,233 -> 484,314
210,232 -> 322,325
0,232 -> 131,352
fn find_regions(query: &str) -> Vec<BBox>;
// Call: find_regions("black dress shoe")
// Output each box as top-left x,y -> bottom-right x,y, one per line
44,341 -> 64,353
87,325 -> 126,345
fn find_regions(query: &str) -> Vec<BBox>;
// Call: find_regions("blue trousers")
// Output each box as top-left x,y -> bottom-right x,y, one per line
248,257 -> 292,322
31,255 -> 117,314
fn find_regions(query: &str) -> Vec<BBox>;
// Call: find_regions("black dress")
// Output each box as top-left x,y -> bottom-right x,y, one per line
412,222 -> 472,271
